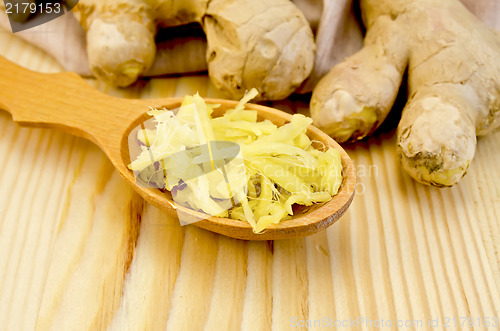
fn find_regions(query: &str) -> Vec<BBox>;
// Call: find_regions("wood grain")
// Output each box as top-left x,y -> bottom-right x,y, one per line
1,27 -> 500,331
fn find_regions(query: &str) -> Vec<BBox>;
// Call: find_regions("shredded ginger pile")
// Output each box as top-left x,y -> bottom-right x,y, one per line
128,89 -> 343,233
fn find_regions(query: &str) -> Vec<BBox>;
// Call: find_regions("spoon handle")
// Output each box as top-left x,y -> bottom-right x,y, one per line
0,55 -> 131,144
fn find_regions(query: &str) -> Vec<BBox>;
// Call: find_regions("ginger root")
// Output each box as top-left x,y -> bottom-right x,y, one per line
311,0 -> 500,187
73,0 -> 315,100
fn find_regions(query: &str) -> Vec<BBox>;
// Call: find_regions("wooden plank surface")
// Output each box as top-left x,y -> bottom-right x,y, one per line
1,29 -> 500,331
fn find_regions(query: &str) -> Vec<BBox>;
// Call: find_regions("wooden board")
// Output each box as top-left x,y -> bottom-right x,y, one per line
1,29 -> 500,331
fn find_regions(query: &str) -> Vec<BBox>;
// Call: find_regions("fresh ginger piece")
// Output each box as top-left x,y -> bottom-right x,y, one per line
73,0 -> 156,87
311,0 -> 500,187
73,0 -> 315,99
311,16 -> 407,141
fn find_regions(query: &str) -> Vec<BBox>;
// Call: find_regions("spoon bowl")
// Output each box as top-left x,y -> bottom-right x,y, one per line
0,56 -> 356,240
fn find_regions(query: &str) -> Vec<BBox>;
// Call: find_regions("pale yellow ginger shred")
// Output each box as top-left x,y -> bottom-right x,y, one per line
128,89 -> 343,233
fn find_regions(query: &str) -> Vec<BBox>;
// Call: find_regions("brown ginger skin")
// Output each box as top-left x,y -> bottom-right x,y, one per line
73,0 -> 315,100
311,0 -> 500,186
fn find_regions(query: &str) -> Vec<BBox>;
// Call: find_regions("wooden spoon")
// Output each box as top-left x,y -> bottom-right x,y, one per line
0,56 -> 356,240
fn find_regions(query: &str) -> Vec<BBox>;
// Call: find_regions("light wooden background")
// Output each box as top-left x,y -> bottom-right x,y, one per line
1,28 -> 500,331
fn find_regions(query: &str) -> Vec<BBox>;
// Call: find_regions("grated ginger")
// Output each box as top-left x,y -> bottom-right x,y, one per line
128,89 -> 343,233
